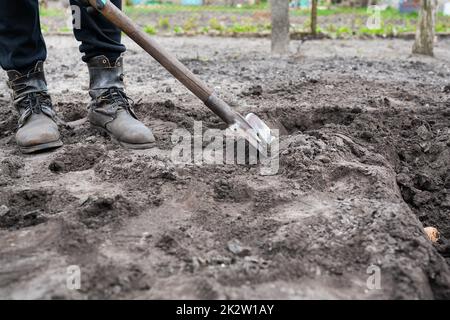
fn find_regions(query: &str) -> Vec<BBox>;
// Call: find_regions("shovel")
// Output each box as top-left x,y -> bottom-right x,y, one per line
86,0 -> 275,153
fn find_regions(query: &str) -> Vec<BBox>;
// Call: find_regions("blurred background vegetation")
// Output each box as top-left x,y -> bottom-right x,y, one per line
38,0 -> 450,38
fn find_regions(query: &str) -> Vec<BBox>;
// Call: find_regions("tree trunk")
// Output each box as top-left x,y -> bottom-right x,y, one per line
311,0 -> 318,36
271,0 -> 290,55
412,0 -> 436,56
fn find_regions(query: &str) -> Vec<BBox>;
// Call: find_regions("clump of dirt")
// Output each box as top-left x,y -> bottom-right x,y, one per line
0,157 -> 24,186
241,84 -> 264,97
0,157 -> 23,178
49,145 -> 106,173
93,154 -> 177,207
0,102 -> 17,140
272,104 -> 360,133
81,264 -> 149,299
213,178 -> 252,202
0,207 -> 47,230
77,195 -> 138,229
55,101 -> 88,122
57,219 -> 100,257
155,232 -> 190,257
94,153 -> 178,183
134,99 -> 189,125
0,189 -> 53,230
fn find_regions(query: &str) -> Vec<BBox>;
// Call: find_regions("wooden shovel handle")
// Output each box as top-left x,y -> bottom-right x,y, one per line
88,0 -> 213,102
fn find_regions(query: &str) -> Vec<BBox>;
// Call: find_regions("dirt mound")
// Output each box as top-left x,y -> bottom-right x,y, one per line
77,195 -> 138,229
55,101 -> 88,123
0,101 -> 17,141
213,178 -> 252,202
81,263 -> 148,299
0,157 -> 23,186
49,145 -> 106,173
0,188 -> 79,231
0,189 -> 52,230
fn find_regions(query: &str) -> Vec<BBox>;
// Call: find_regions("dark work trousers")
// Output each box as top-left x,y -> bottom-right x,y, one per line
0,0 -> 126,73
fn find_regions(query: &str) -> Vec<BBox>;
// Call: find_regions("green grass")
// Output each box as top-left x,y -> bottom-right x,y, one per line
173,26 -> 184,34
158,17 -> 171,29
290,6 -> 418,19
436,22 -> 450,33
39,7 -> 65,17
209,18 -> 225,32
144,25 -> 157,35
58,26 -> 72,33
124,3 -> 267,16
40,24 -> 49,33
183,15 -> 200,32
227,22 -> 258,34
123,4 -> 422,20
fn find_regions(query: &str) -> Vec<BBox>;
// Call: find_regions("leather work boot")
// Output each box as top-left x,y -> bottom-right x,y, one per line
87,55 -> 155,149
7,62 -> 63,154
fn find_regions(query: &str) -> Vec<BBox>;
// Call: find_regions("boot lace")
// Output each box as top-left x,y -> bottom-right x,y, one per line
16,91 -> 52,113
15,92 -> 56,128
96,88 -> 135,112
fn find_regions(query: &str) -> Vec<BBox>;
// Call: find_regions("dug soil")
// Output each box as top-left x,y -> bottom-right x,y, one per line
0,36 -> 449,299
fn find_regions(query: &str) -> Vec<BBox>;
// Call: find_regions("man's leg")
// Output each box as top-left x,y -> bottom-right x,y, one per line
70,0 -> 126,62
70,0 -> 155,149
0,0 -> 47,73
0,0 -> 62,153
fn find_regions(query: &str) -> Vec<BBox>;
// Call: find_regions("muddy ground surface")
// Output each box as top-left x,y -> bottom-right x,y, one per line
0,36 -> 450,299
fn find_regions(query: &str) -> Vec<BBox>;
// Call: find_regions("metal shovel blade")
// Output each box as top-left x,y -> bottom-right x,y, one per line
204,95 -> 274,154
227,113 -> 275,155
245,113 -> 275,145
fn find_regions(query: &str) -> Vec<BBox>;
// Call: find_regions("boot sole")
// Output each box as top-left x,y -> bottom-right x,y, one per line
19,140 -> 63,154
91,125 -> 155,150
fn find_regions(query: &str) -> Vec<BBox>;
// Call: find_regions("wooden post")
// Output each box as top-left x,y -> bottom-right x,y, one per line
271,0 -> 290,55
412,0 -> 437,56
311,0 -> 318,36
